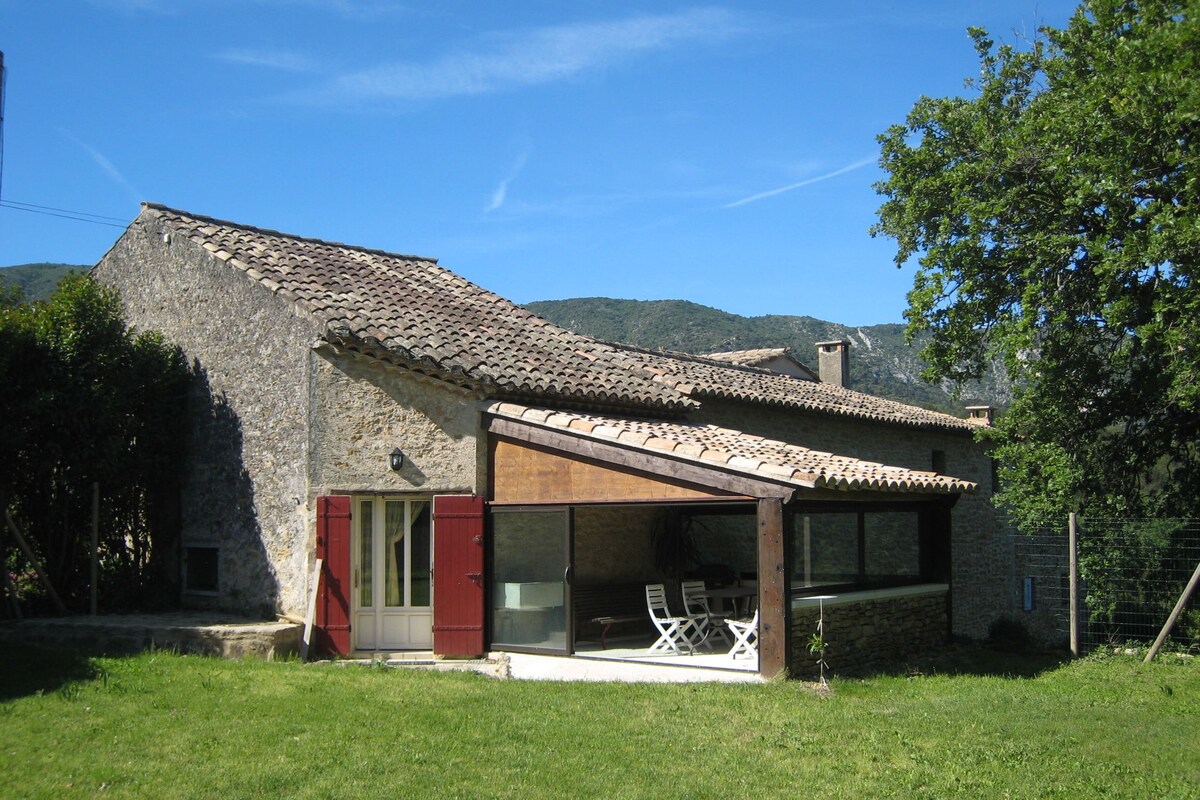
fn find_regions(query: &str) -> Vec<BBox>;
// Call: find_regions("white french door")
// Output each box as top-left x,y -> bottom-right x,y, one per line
352,497 -> 433,650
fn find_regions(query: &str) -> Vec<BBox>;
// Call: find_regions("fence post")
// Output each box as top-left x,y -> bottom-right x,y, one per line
90,482 -> 99,616
1069,512 -> 1079,658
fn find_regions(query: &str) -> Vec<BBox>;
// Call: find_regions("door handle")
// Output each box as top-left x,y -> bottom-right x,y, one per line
466,571 -> 482,583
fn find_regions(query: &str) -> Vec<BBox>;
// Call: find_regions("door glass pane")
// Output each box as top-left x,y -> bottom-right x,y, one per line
385,500 -> 405,607
491,510 -> 567,651
359,500 -> 373,608
410,501 -> 431,607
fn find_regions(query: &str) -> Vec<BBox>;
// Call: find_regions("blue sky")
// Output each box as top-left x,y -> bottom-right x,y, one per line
1,0 -> 1078,325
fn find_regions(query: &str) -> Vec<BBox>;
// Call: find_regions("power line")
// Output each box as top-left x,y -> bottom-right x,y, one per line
2,199 -> 129,223
0,199 -> 128,228
1,50 -> 7,205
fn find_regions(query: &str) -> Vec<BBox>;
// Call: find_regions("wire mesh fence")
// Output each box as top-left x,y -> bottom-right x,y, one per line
1013,517 -> 1200,652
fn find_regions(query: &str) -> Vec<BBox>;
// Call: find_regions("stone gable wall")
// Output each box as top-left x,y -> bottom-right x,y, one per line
95,219 -> 322,618
95,223 -> 487,620
693,398 -> 1015,639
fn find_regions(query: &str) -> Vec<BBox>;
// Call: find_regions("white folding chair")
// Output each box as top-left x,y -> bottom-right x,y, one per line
680,580 -> 730,650
725,609 -> 759,659
645,583 -> 702,656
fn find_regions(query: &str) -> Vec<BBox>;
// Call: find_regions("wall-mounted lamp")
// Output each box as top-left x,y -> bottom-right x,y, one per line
389,448 -> 404,471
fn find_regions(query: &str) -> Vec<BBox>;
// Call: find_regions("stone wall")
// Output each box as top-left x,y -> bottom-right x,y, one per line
693,398 -> 1012,639
308,347 -> 483,497
95,217 -> 321,618
574,506 -> 665,584
788,587 -> 949,678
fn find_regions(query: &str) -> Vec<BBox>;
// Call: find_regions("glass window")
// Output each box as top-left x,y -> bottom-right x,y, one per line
864,512 -> 920,579
358,500 -> 374,608
385,501 -> 405,607
184,546 -> 219,593
410,501 -> 431,607
796,513 -> 859,588
792,509 -> 925,591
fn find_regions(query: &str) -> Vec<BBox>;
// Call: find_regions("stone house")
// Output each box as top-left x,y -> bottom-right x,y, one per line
94,203 -> 1020,677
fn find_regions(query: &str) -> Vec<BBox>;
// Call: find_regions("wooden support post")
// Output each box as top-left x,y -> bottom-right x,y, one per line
90,482 -> 100,616
1144,559 -> 1200,664
757,496 -> 789,679
1,527 -> 22,619
4,508 -> 67,614
1068,512 -> 1079,658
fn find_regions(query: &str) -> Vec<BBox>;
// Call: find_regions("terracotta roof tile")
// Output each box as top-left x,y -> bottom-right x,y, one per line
613,345 -> 975,433
138,205 -> 975,433
488,401 -> 977,495
140,204 -> 692,414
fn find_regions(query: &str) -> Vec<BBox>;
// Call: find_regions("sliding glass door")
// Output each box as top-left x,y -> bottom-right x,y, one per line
490,508 -> 571,653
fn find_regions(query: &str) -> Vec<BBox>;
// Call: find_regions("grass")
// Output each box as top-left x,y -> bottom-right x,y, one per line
1,646 -> 1197,799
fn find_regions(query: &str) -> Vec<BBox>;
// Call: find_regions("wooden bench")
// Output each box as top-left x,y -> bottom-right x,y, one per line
573,583 -> 653,648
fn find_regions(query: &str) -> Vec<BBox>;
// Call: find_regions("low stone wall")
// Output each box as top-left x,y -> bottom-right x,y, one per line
788,586 -> 949,678
0,613 -> 302,660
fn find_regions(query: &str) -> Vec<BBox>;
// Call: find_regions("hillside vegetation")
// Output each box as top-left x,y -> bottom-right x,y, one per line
525,297 -> 1011,414
0,263 -> 88,301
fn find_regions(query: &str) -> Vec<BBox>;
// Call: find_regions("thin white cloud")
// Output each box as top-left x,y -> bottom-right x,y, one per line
486,153 -> 530,213
213,48 -> 317,73
89,0 -> 403,17
298,7 -> 741,105
724,156 -> 876,208
58,129 -> 144,204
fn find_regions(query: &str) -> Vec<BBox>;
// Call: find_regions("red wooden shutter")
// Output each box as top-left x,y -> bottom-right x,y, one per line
315,495 -> 352,655
432,494 -> 485,657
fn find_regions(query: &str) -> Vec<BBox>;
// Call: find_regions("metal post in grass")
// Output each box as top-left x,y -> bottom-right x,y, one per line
90,482 -> 99,616
1143,559 -> 1200,664
1069,512 -> 1079,658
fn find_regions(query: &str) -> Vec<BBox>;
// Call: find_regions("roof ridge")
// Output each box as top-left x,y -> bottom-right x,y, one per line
612,340 -> 973,431
610,340 -> 785,376
142,202 -> 440,265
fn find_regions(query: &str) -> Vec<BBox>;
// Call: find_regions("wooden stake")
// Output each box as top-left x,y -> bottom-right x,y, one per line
1,527 -> 22,619
1144,559 -> 1200,664
4,508 -> 67,614
301,558 -> 323,662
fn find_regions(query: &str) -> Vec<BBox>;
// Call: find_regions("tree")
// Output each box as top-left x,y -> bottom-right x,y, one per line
0,276 -> 187,613
872,0 -> 1200,527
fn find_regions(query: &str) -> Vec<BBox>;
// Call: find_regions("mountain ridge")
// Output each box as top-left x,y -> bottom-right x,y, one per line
0,263 -> 88,301
524,297 -> 1011,416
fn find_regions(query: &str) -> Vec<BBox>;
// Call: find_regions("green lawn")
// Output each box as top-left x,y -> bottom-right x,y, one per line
1,647 -> 1197,799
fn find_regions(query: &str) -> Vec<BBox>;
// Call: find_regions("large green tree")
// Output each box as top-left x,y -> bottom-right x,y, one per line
873,0 -> 1199,527
0,276 -> 187,613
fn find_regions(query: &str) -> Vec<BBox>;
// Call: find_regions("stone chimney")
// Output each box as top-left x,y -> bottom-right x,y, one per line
816,340 -> 851,388
966,405 -> 994,426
